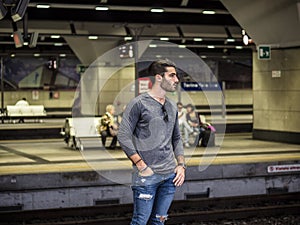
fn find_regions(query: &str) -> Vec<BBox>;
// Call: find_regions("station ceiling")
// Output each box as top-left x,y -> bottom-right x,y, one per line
1,0 -> 298,62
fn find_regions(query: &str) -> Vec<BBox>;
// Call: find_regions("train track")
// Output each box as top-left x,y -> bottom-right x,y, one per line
0,192 -> 299,225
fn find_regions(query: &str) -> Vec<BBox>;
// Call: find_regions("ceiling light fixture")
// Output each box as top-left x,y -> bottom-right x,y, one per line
150,8 -> 164,13
12,21 -> 23,48
178,45 -> 186,48
207,45 -> 215,48
59,54 -> 66,57
193,38 -> 203,41
149,44 -> 157,48
235,46 -> 243,49
11,0 -> 30,22
54,43 -> 63,46
226,38 -> 235,42
36,4 -> 50,9
242,29 -> 251,45
29,32 -> 39,48
13,31 -> 23,48
95,6 -> 109,11
160,37 -> 169,41
50,35 -> 60,39
243,34 -> 249,45
202,10 -> 215,15
124,36 -> 133,41
88,36 -> 98,40
33,53 -> 40,57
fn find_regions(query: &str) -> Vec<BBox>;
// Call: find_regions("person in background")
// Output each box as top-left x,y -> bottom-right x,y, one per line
15,97 -> 29,123
198,114 -> 217,147
117,104 -> 126,125
177,102 -> 193,148
99,104 -> 118,150
185,104 -> 202,146
118,59 -> 186,224
16,97 -> 29,107
72,96 -> 81,117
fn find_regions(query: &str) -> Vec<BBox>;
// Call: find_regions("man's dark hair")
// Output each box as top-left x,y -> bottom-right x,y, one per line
148,59 -> 176,77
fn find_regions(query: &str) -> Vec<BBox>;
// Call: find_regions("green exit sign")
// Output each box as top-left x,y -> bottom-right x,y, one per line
258,45 -> 271,60
76,64 -> 88,73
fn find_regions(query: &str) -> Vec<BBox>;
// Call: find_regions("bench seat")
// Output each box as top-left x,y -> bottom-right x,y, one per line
6,105 -> 47,119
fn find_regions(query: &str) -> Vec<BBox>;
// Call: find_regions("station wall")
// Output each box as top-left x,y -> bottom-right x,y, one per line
1,90 -> 75,108
1,89 -> 252,116
1,64 -> 253,116
253,48 -> 300,143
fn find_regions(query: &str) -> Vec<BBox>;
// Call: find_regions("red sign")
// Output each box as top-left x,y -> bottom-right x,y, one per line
138,77 -> 152,95
267,164 -> 300,173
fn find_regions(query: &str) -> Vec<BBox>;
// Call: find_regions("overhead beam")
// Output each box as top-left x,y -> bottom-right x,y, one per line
0,1 -> 8,20
27,3 -> 229,14
22,8 -> 238,26
11,0 -> 30,22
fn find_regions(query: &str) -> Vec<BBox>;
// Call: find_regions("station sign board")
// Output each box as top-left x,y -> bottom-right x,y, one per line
138,77 -> 152,94
181,82 -> 222,91
267,164 -> 300,173
119,44 -> 134,58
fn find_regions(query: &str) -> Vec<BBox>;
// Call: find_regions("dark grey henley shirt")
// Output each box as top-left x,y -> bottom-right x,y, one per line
118,92 -> 184,174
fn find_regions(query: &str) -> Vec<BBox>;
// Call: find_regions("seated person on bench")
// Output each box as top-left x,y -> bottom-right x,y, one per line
99,104 -> 118,150
15,97 -> 29,123
186,104 -> 216,147
186,104 -> 202,146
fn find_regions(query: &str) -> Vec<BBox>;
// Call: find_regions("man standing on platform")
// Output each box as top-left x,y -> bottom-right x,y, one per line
118,59 -> 186,224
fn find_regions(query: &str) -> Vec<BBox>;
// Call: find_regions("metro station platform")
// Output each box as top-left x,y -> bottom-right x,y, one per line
0,133 -> 299,176
0,128 -> 299,210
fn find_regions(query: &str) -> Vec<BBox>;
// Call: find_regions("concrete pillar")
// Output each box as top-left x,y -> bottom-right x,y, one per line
64,37 -> 120,65
252,48 -> 300,144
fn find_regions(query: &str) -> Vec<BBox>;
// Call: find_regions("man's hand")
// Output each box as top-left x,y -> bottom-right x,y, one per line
173,166 -> 185,186
138,166 -> 154,177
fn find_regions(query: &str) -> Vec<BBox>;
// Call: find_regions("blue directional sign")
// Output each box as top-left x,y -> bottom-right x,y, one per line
181,82 -> 222,91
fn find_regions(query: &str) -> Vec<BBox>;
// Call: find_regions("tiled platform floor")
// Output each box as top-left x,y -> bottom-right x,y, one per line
0,133 -> 299,176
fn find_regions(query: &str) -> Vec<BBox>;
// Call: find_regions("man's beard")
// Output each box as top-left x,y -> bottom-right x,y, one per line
160,78 -> 178,92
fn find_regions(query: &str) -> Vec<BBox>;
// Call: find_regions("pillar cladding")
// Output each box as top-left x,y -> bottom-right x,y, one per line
252,48 -> 300,144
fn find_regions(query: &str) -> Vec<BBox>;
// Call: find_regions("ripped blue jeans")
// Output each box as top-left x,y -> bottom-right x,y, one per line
130,172 -> 176,225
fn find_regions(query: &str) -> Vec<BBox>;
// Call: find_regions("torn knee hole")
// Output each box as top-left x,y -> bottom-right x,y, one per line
138,193 -> 153,200
156,214 -> 168,223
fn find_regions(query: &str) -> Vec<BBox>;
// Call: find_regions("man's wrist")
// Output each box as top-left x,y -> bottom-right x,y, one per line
134,158 -> 142,165
135,160 -> 147,171
177,163 -> 187,169
139,165 -> 148,172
